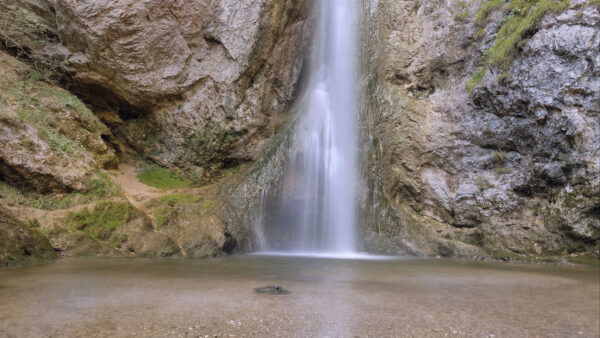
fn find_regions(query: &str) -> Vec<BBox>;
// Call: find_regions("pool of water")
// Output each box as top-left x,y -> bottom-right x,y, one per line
0,256 -> 598,337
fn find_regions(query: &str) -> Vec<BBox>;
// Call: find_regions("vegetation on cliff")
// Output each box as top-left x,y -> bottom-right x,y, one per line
66,202 -> 139,246
467,0 -> 570,92
0,51 -> 120,210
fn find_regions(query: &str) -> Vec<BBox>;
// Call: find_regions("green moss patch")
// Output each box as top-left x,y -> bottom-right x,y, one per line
66,202 -> 138,241
475,0 -> 505,25
137,166 -> 191,189
0,51 -> 113,166
0,73 -> 93,159
201,199 -> 219,211
468,0 -> 570,92
466,67 -> 486,93
0,206 -> 56,267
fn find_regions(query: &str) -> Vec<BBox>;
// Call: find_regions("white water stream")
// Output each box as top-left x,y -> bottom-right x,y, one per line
259,0 -> 359,255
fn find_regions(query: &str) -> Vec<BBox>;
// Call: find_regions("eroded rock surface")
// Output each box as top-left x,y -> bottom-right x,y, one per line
1,0 -> 311,173
0,0 -> 598,263
361,0 -> 599,260
0,51 -> 117,193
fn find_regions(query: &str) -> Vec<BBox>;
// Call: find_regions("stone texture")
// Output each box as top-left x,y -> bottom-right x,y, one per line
360,0 -> 599,259
1,0 -> 598,262
1,0 -> 311,174
0,51 -> 117,193
145,190 -> 250,257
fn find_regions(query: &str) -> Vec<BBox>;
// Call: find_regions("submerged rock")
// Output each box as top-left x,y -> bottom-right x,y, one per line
253,285 -> 291,295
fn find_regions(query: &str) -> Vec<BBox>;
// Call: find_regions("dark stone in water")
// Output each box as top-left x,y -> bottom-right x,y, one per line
253,285 -> 291,295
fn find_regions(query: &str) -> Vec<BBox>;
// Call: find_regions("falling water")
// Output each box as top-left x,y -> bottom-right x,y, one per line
260,0 -> 359,255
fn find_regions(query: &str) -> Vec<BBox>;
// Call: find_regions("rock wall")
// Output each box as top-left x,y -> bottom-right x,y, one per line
0,51 -> 117,193
360,0 -> 599,262
1,0 -> 311,175
0,0 -> 312,262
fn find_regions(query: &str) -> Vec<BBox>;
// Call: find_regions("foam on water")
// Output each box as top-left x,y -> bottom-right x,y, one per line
252,251 -> 396,261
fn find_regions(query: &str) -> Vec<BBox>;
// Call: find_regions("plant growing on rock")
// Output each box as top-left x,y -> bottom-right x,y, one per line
476,177 -> 494,191
0,3 -> 63,82
66,202 -> 140,241
467,0 -> 570,92
495,167 -> 513,175
493,151 -> 507,165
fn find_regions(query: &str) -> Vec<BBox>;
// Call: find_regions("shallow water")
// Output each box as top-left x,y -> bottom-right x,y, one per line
0,256 -> 598,337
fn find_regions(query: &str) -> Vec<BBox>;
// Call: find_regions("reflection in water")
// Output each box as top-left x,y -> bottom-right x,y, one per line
0,257 -> 598,337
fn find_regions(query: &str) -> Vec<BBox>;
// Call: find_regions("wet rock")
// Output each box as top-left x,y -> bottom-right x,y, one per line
121,231 -> 180,258
253,286 -> 291,295
50,231 -> 122,257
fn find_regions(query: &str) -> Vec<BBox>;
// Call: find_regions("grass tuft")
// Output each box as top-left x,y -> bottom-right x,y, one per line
475,0 -> 505,26
468,0 -> 570,92
137,166 -> 191,189
66,202 -> 138,241
466,67 -> 486,93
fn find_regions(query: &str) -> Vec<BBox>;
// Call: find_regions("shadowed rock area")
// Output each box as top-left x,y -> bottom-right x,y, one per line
0,206 -> 56,267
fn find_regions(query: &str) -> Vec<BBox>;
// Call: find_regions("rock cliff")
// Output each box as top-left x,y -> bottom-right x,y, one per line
1,0 -> 310,174
360,0 -> 599,263
0,0 -> 311,265
0,206 -> 56,267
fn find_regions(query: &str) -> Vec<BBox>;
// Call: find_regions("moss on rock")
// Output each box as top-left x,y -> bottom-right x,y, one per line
0,206 -> 56,268
468,0 -> 570,91
66,202 -> 140,241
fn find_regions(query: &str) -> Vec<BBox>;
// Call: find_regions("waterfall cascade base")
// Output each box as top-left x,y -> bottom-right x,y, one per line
252,251 -> 396,260
0,257 -> 598,337
258,0 -> 359,254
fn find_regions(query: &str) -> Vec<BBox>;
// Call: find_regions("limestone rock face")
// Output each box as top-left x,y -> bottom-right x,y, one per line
0,51 -> 117,193
145,192 -> 250,257
361,0 -> 599,259
1,0 -> 311,172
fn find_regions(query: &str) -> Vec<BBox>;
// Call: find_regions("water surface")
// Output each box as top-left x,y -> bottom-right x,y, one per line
0,256 -> 598,337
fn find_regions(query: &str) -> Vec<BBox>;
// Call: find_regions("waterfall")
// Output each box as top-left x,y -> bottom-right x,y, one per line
259,0 -> 359,255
